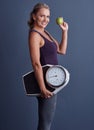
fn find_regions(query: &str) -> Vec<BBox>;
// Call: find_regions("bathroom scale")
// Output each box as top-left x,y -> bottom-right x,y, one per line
22,64 -> 70,96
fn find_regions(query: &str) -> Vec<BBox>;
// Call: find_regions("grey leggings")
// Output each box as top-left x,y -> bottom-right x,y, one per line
37,94 -> 57,130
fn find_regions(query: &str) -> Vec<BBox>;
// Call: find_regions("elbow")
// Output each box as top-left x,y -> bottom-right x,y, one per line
32,62 -> 42,71
58,47 -> 67,55
58,50 -> 67,55
61,49 -> 67,54
62,51 -> 66,55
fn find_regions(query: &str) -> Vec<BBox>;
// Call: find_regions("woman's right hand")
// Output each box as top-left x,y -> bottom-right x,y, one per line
40,88 -> 53,98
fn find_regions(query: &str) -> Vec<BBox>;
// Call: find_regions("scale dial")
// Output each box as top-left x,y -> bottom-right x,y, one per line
45,65 -> 66,88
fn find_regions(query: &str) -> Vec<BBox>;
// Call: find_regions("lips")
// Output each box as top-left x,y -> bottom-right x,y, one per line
42,22 -> 48,26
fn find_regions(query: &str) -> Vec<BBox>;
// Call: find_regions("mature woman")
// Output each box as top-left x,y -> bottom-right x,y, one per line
28,3 -> 68,130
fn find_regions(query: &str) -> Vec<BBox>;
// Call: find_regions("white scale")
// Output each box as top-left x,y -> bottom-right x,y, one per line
22,64 -> 70,96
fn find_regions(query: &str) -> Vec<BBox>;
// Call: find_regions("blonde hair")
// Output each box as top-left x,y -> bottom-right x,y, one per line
28,3 -> 50,29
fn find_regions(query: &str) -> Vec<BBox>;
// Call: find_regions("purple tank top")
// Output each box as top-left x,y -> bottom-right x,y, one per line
30,30 -> 58,66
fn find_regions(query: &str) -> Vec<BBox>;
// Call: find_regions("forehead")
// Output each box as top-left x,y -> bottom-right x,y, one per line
37,8 -> 50,15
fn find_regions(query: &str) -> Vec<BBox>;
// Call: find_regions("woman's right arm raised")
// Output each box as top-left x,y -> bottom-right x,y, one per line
28,32 -> 53,98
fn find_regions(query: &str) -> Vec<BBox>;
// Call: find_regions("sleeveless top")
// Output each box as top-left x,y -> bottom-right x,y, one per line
30,29 -> 58,66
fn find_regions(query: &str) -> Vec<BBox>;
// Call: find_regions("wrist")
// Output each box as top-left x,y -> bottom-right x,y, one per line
62,29 -> 68,33
40,87 -> 46,92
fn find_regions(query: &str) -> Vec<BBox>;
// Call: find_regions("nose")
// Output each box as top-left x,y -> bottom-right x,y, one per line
44,16 -> 49,23
44,16 -> 47,21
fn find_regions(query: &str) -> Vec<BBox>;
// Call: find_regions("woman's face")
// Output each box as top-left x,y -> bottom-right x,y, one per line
33,8 -> 50,29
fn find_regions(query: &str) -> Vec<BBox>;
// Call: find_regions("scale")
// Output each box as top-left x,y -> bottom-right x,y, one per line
22,64 -> 70,96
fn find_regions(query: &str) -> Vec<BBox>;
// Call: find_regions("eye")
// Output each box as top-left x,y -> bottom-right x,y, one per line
47,15 -> 50,19
40,15 -> 44,18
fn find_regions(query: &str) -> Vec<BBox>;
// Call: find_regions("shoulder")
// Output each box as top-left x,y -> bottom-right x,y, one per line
29,30 -> 41,40
29,30 -> 44,47
29,30 -> 42,45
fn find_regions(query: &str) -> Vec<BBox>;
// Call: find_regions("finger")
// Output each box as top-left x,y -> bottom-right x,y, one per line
47,91 -> 53,96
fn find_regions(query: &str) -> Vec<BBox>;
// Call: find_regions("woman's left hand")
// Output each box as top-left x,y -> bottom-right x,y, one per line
59,22 -> 69,31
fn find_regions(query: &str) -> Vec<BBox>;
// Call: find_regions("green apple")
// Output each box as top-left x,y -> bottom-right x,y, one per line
56,17 -> 63,25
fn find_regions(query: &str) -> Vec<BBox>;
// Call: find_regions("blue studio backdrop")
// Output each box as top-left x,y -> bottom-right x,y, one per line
0,0 -> 94,130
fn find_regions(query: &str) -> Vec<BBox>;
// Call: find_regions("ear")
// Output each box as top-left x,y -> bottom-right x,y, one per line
32,14 -> 36,21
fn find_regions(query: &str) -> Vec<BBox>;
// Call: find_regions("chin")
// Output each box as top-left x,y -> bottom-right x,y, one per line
43,25 -> 47,28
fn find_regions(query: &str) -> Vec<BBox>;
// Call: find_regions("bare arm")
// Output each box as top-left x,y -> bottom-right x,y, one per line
28,32 -> 53,98
58,22 -> 68,54
46,22 -> 68,54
